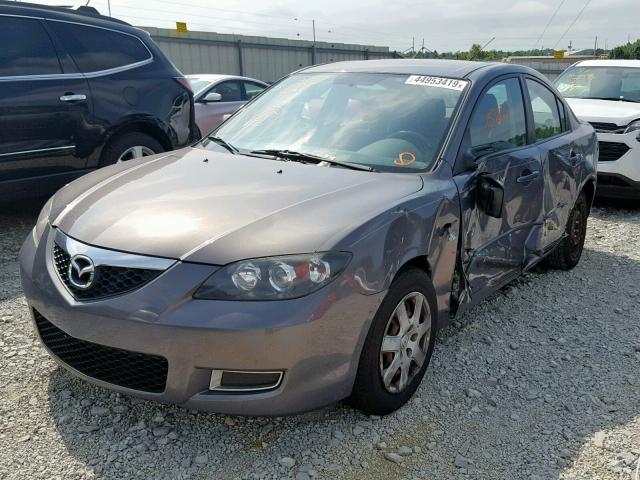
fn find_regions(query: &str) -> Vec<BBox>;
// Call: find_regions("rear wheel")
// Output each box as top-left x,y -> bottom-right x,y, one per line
545,192 -> 588,270
100,132 -> 164,167
349,268 -> 437,415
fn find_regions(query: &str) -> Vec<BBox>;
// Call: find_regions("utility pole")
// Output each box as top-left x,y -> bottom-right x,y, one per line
107,0 -> 111,16
311,20 -> 317,65
594,35 -> 597,58
481,36 -> 496,51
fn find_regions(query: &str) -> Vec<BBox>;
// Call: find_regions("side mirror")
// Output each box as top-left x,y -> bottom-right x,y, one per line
202,92 -> 222,103
461,148 -> 479,172
476,174 -> 504,218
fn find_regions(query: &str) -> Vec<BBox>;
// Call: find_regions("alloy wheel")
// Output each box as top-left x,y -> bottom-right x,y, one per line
117,145 -> 155,163
379,291 -> 431,393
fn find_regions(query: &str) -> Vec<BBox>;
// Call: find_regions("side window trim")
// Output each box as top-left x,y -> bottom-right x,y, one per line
519,75 -> 537,145
0,17 -> 153,80
523,75 -> 570,144
45,18 -> 154,75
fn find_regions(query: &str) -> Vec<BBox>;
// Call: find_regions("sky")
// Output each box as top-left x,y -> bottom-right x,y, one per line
34,0 -> 639,52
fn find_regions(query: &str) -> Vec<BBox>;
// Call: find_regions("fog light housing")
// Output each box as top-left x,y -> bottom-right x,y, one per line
209,369 -> 284,392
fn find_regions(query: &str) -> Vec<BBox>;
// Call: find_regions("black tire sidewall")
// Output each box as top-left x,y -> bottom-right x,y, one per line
546,191 -> 588,270
350,268 -> 438,415
100,132 -> 164,167
567,193 -> 588,265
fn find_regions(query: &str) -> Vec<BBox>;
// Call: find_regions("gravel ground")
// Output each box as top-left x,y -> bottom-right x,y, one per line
1,198 -> 639,480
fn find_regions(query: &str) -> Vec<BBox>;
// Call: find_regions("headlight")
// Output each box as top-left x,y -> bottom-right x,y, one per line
624,120 -> 640,136
194,252 -> 352,300
32,195 -> 54,242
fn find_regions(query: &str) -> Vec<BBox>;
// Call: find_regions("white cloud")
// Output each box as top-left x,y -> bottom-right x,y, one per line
37,0 -> 639,51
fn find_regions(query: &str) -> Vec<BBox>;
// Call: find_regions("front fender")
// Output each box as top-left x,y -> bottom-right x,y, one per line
340,169 -> 460,327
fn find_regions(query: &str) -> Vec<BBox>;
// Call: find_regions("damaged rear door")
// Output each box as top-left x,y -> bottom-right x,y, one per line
453,75 -> 544,301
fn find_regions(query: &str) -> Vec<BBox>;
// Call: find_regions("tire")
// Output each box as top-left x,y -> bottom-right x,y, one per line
100,132 -> 164,167
545,192 -> 589,270
349,267 -> 437,415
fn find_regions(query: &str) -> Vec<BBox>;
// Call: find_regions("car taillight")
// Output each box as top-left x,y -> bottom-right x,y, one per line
174,77 -> 193,94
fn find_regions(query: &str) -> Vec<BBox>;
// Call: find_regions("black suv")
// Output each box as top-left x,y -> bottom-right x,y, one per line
0,1 -> 200,200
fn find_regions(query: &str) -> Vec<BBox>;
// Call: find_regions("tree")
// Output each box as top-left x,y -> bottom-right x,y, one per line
467,43 -> 484,60
609,40 -> 640,59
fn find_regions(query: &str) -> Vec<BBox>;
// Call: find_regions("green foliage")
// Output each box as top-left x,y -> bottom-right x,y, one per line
609,40 -> 640,59
401,45 -> 557,61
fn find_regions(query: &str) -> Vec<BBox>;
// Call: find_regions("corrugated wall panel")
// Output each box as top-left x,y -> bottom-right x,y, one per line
144,27 -> 395,83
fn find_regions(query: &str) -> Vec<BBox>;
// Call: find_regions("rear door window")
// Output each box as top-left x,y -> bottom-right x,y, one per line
243,81 -> 266,100
525,79 -> 563,140
47,21 -> 151,73
210,81 -> 243,102
0,16 -> 61,76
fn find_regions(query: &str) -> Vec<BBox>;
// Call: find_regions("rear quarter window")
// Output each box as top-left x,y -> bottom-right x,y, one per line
47,21 -> 151,73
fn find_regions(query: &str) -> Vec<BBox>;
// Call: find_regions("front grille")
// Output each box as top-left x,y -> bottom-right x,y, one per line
53,244 -> 161,301
34,310 -> 168,393
589,122 -> 625,134
598,141 -> 630,162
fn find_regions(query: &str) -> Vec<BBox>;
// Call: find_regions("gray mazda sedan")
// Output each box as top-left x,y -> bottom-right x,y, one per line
20,60 -> 597,416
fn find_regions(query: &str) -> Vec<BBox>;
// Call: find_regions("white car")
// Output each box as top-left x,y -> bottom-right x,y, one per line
186,75 -> 268,135
555,60 -> 640,199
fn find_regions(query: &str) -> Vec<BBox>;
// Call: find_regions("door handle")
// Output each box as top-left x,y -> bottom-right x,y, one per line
517,170 -> 540,184
59,94 -> 87,103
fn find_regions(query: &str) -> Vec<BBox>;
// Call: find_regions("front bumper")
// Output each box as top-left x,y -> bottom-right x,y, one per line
596,131 -> 640,198
19,226 -> 384,415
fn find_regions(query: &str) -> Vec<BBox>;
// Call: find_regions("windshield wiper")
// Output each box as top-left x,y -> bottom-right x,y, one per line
250,149 -> 376,172
206,135 -> 239,154
583,96 -> 640,103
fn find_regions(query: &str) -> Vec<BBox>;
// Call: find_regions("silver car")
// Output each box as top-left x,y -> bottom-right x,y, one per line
187,74 -> 268,135
20,60 -> 597,415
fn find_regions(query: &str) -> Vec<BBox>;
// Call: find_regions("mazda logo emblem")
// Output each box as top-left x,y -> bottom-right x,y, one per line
68,254 -> 95,290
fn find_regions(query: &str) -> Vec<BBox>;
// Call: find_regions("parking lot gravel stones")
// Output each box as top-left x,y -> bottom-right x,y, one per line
1,199 -> 639,479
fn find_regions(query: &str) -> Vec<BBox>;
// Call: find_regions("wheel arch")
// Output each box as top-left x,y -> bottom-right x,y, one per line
581,177 -> 596,210
99,119 -> 173,164
395,255 -> 433,280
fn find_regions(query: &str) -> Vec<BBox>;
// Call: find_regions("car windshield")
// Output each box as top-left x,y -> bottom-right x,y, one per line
187,77 -> 215,95
201,72 -> 468,172
555,66 -> 640,103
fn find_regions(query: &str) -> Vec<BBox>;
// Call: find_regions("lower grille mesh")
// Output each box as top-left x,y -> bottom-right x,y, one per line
598,141 -> 630,162
34,310 -> 168,393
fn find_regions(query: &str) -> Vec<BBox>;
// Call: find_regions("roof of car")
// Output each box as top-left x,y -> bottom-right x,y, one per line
574,59 -> 640,68
302,59 -> 510,78
0,0 -> 137,31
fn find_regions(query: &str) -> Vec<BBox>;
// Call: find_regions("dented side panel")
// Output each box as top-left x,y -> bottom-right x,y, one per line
454,147 -> 544,301
341,166 -> 460,327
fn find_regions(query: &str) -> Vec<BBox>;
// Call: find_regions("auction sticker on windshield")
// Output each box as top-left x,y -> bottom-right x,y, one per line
405,75 -> 469,91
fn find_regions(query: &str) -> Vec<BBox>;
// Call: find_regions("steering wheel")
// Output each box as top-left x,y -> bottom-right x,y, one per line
387,130 -> 435,156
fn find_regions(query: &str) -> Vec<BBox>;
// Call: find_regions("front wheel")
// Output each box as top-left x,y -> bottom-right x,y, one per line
349,267 -> 437,415
545,192 -> 588,270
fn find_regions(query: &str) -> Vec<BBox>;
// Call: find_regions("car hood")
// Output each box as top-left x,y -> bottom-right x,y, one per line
52,147 -> 423,264
565,97 -> 640,126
